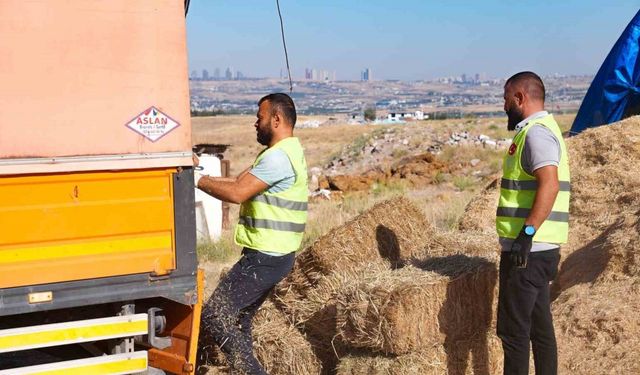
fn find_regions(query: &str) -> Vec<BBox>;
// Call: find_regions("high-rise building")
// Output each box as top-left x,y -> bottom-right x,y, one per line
190,70 -> 198,80
202,69 -> 209,81
361,68 -> 371,81
225,67 -> 233,80
214,68 -> 221,80
235,71 -> 244,80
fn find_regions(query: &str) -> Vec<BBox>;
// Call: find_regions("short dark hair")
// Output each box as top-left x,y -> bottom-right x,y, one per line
259,93 -> 297,128
505,71 -> 546,102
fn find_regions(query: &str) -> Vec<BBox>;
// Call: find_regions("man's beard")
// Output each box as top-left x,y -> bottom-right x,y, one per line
506,107 -> 524,131
257,124 -> 273,146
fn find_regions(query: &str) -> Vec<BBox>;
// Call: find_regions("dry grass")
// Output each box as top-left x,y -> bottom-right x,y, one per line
191,115 -> 387,174
335,257 -> 497,355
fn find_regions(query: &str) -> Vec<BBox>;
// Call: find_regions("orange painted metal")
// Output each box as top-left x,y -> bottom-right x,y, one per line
0,1 -> 192,174
0,169 -> 177,288
148,269 -> 204,374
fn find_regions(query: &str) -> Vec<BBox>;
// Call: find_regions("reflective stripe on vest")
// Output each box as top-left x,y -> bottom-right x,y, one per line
234,137 -> 308,254
496,114 -> 570,243
501,178 -> 571,192
251,194 -> 308,211
495,207 -> 569,222
238,216 -> 306,233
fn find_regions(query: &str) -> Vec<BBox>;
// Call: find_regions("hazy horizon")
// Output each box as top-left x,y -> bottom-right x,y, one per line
186,1 -> 638,81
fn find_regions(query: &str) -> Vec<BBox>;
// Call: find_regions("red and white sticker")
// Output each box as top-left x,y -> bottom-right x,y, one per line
125,106 -> 180,142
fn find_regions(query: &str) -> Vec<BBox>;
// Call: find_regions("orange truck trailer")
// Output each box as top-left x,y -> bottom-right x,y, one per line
0,2 -> 203,374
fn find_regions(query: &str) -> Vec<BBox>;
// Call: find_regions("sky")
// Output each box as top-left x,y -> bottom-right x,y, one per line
186,1 -> 640,81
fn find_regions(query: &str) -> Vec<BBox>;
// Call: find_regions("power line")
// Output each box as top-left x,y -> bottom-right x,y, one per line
276,0 -> 293,94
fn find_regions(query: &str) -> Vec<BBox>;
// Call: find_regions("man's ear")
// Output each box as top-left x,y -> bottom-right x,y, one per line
515,91 -> 525,106
272,113 -> 281,128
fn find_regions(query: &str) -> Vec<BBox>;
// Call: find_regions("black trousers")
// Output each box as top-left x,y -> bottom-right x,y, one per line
497,248 -> 560,375
200,248 -> 294,375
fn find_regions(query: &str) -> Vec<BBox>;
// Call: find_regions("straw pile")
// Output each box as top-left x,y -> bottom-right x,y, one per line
554,281 -> 640,374
336,257 -> 497,355
336,335 -> 503,375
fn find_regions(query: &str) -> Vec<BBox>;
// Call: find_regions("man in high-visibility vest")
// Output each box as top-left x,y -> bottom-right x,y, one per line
195,93 -> 307,375
496,72 -> 569,375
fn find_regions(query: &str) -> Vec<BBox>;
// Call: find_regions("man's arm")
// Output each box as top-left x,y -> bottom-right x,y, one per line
526,165 -> 560,229
197,172 -> 268,204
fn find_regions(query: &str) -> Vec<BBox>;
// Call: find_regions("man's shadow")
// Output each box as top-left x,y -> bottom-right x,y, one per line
375,224 -> 403,269
411,254 -> 498,375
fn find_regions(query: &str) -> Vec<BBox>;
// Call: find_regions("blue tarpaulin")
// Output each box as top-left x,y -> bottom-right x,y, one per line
571,10 -> 640,135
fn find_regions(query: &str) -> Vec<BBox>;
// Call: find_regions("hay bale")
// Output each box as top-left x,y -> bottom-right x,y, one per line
252,302 -> 322,375
198,299 -> 321,375
336,256 -> 497,355
416,229 -> 498,259
554,282 -> 640,375
457,177 -> 499,234
274,263 -> 389,373
275,197 -> 434,311
336,335 -> 503,375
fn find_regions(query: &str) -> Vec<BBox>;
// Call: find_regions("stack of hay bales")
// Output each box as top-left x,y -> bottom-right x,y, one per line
456,116 -> 640,374
271,197 -> 502,373
274,197 -> 437,370
333,252 -> 500,374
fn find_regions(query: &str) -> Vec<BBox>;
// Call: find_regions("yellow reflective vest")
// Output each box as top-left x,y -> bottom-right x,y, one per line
496,114 -> 570,243
235,137 -> 308,253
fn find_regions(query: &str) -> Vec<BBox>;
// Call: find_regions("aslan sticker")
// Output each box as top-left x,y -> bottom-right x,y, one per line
125,106 -> 180,142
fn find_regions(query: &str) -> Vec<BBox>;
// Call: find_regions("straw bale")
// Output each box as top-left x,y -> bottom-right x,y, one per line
554,281 -> 640,375
198,302 -> 321,375
252,301 -> 322,375
274,263 -> 391,373
414,229 -> 499,259
336,256 -> 497,355
336,334 -> 503,375
274,197 -> 433,316
457,177 -> 500,234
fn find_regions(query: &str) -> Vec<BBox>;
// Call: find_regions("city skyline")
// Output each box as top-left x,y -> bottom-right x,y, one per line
186,1 -> 639,81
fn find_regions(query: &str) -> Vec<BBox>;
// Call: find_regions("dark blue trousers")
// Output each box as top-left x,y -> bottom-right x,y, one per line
200,248 -> 294,375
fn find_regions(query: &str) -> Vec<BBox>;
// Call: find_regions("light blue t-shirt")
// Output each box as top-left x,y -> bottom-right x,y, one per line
248,148 -> 296,256
249,148 -> 295,193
